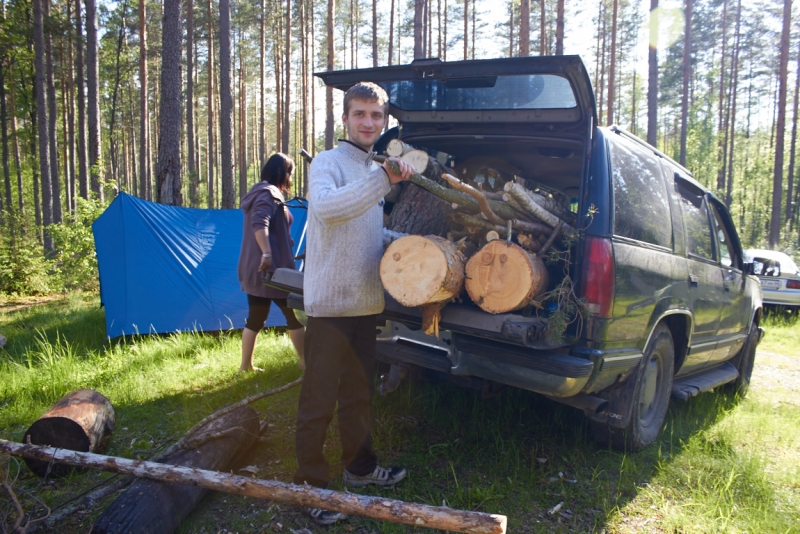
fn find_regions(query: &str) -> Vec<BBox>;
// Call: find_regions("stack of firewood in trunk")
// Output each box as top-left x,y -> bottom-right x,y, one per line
379,140 -> 577,335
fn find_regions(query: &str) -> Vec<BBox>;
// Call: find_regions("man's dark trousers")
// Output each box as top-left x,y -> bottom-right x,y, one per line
294,315 -> 378,488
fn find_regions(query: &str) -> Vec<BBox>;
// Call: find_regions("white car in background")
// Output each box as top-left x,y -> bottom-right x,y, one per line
743,249 -> 800,311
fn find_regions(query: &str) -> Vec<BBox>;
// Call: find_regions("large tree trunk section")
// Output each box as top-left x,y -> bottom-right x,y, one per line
23,389 -> 115,478
381,235 -> 466,335
386,183 -> 454,236
465,241 -> 548,314
90,406 -> 260,534
1,440 -> 507,534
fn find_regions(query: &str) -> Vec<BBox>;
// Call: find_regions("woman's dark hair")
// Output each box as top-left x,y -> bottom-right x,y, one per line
261,153 -> 295,190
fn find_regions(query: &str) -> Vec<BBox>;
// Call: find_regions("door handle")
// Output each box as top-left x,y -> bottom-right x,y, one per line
689,274 -> 699,287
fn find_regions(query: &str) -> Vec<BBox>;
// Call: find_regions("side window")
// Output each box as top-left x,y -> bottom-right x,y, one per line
609,136 -> 673,248
678,183 -> 715,261
709,203 -> 738,269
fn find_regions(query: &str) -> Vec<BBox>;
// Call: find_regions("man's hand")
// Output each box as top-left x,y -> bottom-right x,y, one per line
384,157 -> 414,184
258,255 -> 273,272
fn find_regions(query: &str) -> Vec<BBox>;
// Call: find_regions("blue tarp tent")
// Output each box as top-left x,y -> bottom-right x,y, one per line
92,192 -> 307,338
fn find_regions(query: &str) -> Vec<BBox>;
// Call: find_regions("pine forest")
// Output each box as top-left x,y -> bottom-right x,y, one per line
0,0 -> 798,294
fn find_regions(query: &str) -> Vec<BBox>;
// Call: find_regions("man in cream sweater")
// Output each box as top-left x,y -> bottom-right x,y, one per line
295,82 -> 413,526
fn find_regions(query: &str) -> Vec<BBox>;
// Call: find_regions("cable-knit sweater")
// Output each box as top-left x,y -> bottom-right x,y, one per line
303,141 -> 392,317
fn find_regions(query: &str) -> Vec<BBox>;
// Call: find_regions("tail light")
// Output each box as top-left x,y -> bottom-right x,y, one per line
787,279 -> 800,290
581,236 -> 615,318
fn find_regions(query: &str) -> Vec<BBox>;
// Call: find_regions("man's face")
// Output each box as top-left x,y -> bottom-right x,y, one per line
342,99 -> 388,151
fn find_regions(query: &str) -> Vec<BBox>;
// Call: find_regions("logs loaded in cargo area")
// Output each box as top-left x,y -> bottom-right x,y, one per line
380,142 -> 577,329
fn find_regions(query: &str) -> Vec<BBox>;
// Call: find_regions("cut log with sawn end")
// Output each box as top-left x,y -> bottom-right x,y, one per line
23,389 -> 115,478
465,241 -> 549,314
91,405 -> 260,534
381,235 -> 466,335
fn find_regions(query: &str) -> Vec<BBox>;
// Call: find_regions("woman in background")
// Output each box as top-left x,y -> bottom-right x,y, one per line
237,153 -> 304,372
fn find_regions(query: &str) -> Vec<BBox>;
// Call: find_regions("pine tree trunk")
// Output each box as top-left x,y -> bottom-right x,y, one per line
260,0 -> 266,166
539,0 -> 545,55
555,0 -> 564,55
787,25 -> 800,224
66,0 -> 77,211
519,0 -> 529,56
508,1 -> 513,57
187,0 -> 196,206
437,0 -> 442,58
220,0 -> 235,208
34,0 -> 53,252
9,89 -> 24,214
388,0 -> 395,64
724,0 -> 741,209
372,0 -> 378,66
45,0 -> 61,224
76,0 -> 88,200
679,0 -> 692,166
414,0 -> 424,58
0,43 -> 10,216
607,0 -> 618,127
647,0 -> 659,147
156,0 -> 183,206
108,11 -> 126,197
283,0 -> 291,154
716,0 -> 728,191
86,0 -> 102,201
770,0 -> 791,248
138,0 -> 150,200
207,0 -> 215,208
463,0 -> 468,59
325,0 -> 335,150
239,61 -> 247,202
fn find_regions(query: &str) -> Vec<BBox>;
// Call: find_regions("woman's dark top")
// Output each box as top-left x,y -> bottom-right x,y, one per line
237,183 -> 295,299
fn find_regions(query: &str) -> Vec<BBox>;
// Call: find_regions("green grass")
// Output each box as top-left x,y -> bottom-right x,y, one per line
1,294 -> 799,533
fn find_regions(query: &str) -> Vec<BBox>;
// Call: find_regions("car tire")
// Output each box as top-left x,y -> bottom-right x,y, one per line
592,323 -> 675,451
726,320 -> 758,397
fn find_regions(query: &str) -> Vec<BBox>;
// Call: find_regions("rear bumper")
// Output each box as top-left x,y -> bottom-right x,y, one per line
377,321 -> 594,398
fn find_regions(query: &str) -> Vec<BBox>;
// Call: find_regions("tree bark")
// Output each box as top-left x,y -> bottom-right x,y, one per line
9,88 -> 23,213
66,0 -> 77,211
260,0 -> 266,166
33,0 -> 53,251
238,59 -> 247,201
389,0 -> 395,64
724,0 -> 741,209
219,0 -> 235,208
538,0 -> 545,55
463,0 -> 468,59
465,240 -> 548,314
372,0 -> 378,66
1,441 -> 507,534
555,0 -> 564,55
0,43 -> 10,216
138,0 -> 150,200
23,389 -> 115,478
283,0 -> 291,154
156,0 -> 183,206
207,0 -> 215,207
679,0 -> 692,166
86,0 -> 102,200
91,406 -> 260,534
647,0 -> 659,147
770,0 -> 791,248
716,0 -> 729,191
607,0 -> 618,126
325,0 -> 335,150
519,0 -> 530,56
414,0 -> 424,59
108,7 -> 126,196
76,0 -> 88,200
787,21 -> 800,224
187,0 -> 196,206
45,0 -> 61,223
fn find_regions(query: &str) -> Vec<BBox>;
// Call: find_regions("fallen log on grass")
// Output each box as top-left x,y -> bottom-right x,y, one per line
90,405 -> 260,534
0,440 -> 506,534
23,389 -> 115,478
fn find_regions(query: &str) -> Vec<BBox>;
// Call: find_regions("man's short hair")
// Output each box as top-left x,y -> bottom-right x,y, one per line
343,82 -> 389,116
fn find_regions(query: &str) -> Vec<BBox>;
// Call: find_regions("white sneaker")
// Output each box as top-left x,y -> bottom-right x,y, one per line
343,465 -> 407,487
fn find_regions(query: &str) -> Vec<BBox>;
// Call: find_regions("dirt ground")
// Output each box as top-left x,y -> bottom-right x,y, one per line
752,350 -> 800,406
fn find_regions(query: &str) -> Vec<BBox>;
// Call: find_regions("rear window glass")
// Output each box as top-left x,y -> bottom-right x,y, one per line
379,75 -> 577,111
609,136 -> 673,248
